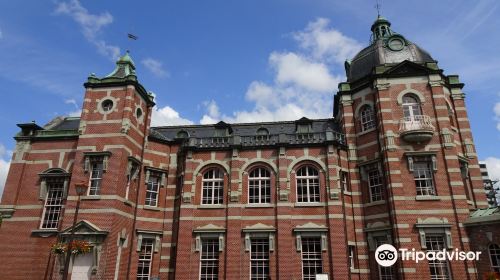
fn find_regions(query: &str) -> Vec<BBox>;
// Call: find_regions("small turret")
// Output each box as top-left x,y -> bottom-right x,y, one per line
370,16 -> 393,42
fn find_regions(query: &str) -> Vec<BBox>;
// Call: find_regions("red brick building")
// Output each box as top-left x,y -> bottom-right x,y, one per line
0,16 -> 496,280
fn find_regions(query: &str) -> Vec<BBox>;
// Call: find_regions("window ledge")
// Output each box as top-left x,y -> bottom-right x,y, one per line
364,200 -> 386,207
81,195 -> 101,200
143,205 -> 160,211
415,196 -> 441,201
357,127 -> 376,137
245,204 -> 274,208
198,205 -> 225,209
32,229 -> 58,237
294,202 -> 323,207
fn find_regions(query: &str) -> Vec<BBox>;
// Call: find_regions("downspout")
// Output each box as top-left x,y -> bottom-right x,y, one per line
125,101 -> 152,280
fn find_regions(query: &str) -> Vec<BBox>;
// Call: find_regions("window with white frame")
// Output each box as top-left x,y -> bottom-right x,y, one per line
249,168 -> 271,204
301,236 -> 323,280
425,234 -> 451,280
368,168 -> 384,202
137,238 -> 154,280
296,166 -> 320,203
88,158 -> 104,196
250,238 -> 270,280
489,244 -> 500,273
413,157 -> 436,196
360,105 -> 376,131
402,94 -> 422,119
40,177 -> 65,229
202,168 -> 224,205
340,171 -> 349,192
200,238 -> 220,280
374,236 -> 393,280
145,173 -> 160,207
348,245 -> 355,269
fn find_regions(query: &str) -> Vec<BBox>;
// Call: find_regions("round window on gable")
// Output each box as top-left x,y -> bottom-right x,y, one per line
136,108 -> 143,119
176,130 -> 189,138
101,99 -> 114,112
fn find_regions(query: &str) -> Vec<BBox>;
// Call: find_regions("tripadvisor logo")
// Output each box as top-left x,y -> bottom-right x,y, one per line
375,244 -> 481,267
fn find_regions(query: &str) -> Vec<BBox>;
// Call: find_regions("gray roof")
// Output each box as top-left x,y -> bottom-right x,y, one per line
464,207 -> 500,226
347,36 -> 435,82
151,118 -> 340,141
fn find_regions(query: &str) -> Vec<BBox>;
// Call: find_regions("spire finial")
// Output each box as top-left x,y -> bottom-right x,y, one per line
375,0 -> 381,17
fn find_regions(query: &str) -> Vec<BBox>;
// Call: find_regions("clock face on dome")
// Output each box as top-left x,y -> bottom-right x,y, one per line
387,37 -> 404,51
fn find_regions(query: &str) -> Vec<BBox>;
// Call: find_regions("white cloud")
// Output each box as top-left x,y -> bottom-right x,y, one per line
484,157 -> 500,181
141,58 -> 169,78
55,0 -> 120,60
198,19 -> 358,124
65,98 -> 81,117
0,144 -> 12,200
151,105 -> 193,127
293,18 -> 363,63
494,102 -> 500,131
269,52 -> 340,92
200,100 -> 221,124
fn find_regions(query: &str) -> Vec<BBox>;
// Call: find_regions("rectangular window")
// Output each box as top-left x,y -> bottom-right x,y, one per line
301,237 -> 323,280
340,171 -> 349,192
40,178 -> 65,229
374,236 -> 393,280
145,174 -> 160,207
348,245 -> 355,269
137,238 -> 154,280
250,238 -> 270,280
88,158 -> 104,196
425,234 -> 451,280
413,159 -> 435,196
368,168 -> 383,202
200,238 -> 220,280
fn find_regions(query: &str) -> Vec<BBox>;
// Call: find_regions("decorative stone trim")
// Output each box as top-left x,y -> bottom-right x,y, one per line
193,224 -> 226,252
136,229 -> 162,253
415,217 -> 452,249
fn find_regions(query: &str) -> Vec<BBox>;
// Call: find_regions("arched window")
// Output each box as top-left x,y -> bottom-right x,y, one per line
176,130 -> 189,138
402,94 -> 422,119
360,105 -> 376,131
490,244 -> 500,273
256,128 -> 270,141
202,168 -> 224,205
248,167 -> 271,204
296,165 -> 320,203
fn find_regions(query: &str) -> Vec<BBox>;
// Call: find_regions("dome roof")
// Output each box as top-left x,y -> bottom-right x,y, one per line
346,17 -> 435,82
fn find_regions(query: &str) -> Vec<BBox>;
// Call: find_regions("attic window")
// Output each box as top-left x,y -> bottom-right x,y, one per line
297,124 -> 311,133
177,130 -> 189,138
256,128 -> 269,136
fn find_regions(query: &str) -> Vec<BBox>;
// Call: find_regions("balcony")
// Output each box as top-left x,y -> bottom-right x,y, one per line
399,115 -> 435,142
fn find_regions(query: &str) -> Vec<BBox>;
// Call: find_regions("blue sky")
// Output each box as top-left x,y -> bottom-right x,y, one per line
1,0 -> 500,196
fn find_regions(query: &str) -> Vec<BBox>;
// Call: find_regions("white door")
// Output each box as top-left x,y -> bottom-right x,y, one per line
71,253 -> 92,280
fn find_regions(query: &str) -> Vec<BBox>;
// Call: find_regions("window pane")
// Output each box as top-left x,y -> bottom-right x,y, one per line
202,168 -> 224,205
251,238 -> 270,280
296,166 -> 320,203
40,178 -> 65,229
89,161 -> 103,196
413,161 -> 435,196
137,239 -> 154,280
145,174 -> 160,207
249,168 -> 271,204
200,238 -> 219,280
489,244 -> 500,273
425,234 -> 451,280
301,237 -> 323,280
368,169 -> 384,202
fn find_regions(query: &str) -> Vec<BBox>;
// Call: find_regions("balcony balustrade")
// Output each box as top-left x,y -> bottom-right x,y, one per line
399,115 -> 434,142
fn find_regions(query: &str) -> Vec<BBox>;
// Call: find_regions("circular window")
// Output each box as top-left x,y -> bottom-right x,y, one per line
101,99 -> 114,112
136,108 -> 143,119
388,38 -> 404,51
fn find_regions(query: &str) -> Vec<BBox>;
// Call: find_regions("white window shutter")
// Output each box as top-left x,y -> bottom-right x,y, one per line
84,157 -> 90,172
218,235 -> 224,252
39,179 -> 47,200
296,235 -> 302,252
154,236 -> 161,253
136,235 -> 143,252
408,156 -> 414,171
269,233 -> 275,252
195,235 -> 201,252
244,234 -> 250,251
